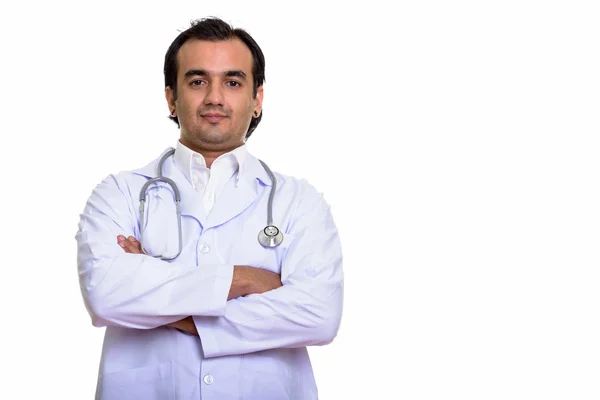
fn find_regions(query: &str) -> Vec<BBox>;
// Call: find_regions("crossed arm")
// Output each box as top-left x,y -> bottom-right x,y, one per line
116,234 -> 281,335
77,175 -> 343,357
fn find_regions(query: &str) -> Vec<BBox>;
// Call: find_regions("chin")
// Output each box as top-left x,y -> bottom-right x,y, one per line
197,130 -> 231,145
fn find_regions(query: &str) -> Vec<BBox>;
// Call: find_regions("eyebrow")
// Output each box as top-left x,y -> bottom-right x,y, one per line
184,69 -> 248,81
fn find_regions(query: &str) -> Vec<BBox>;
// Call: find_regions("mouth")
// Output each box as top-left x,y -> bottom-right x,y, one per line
201,113 -> 228,123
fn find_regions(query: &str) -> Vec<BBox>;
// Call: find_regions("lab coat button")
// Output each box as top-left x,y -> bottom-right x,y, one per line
199,244 -> 210,254
203,374 -> 214,385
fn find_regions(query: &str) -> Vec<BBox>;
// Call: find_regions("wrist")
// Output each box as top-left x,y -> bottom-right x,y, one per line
230,266 -> 252,299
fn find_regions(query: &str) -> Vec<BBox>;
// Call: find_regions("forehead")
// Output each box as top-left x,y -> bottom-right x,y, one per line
177,38 -> 254,77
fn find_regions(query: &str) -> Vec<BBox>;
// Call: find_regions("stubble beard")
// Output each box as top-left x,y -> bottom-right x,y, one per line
195,126 -> 230,144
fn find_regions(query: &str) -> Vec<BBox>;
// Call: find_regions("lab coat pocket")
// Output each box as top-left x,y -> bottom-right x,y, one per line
98,361 -> 175,400
233,224 -> 296,274
241,349 -> 295,399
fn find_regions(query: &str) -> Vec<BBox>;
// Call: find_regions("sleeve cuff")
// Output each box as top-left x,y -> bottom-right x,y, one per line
204,264 -> 234,316
193,262 -> 234,358
194,315 -> 221,358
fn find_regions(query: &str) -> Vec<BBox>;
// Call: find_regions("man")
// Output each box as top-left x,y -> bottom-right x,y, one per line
76,17 -> 343,400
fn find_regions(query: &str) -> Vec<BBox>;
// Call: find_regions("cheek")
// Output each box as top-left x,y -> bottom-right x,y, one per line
177,95 -> 200,117
235,105 -> 254,128
240,98 -> 254,117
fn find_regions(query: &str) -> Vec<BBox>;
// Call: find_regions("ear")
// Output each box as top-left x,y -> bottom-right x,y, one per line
165,86 -> 176,116
254,85 -> 264,115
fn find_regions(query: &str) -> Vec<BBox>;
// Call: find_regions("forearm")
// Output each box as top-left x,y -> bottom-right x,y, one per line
161,266 -> 255,335
194,267 -> 343,358
96,235 -> 259,331
194,190 -> 345,357
78,238 -> 233,329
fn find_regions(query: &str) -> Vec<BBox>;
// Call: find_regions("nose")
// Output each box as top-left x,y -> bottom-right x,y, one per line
204,82 -> 224,106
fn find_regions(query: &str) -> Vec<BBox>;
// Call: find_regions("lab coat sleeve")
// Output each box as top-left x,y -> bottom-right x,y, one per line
194,183 -> 343,357
76,173 -> 233,329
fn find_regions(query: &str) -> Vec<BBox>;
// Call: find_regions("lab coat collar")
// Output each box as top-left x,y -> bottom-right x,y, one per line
132,146 -> 275,229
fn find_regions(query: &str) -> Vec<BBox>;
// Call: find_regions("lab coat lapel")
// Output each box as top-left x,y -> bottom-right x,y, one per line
204,154 -> 273,230
173,171 -> 208,225
204,175 -> 257,230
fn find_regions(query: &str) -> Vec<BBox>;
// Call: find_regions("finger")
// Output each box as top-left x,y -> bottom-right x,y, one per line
127,236 -> 143,253
126,236 -> 143,254
117,235 -> 128,250
117,235 -> 139,254
123,238 -> 142,254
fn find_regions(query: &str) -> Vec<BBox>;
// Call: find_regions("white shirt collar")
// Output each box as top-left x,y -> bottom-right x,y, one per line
173,140 -> 249,188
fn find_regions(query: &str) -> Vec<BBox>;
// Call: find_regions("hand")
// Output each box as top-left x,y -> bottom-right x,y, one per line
117,235 -> 143,254
165,316 -> 198,336
230,266 -> 282,300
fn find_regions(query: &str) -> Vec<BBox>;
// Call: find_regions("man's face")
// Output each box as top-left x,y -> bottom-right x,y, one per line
166,38 -> 263,151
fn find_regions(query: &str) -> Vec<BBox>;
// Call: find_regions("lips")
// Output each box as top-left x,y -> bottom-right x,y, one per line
201,113 -> 228,123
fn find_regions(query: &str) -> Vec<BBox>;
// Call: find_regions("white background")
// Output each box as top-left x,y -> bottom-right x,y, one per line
0,1 -> 599,399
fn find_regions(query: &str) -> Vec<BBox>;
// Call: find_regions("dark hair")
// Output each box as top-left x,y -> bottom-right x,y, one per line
163,17 -> 265,139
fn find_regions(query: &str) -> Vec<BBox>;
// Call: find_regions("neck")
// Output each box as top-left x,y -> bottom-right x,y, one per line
179,137 -> 243,169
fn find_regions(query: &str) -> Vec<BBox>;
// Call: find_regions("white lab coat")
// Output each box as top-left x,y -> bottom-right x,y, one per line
76,147 -> 344,400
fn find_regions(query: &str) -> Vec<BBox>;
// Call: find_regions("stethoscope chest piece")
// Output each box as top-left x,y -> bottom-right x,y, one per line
258,225 -> 284,248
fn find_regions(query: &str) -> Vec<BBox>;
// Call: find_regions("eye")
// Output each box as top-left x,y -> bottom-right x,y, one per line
190,79 -> 206,87
226,81 -> 241,87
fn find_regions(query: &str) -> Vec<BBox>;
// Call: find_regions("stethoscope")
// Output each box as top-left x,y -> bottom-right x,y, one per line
138,149 -> 283,260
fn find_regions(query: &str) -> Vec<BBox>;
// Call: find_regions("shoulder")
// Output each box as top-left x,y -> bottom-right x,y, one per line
277,171 -> 321,198
268,170 -> 339,238
246,153 -> 323,201
270,169 -> 331,218
86,149 -> 169,201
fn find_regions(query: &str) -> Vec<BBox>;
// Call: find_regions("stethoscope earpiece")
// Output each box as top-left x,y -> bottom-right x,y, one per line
258,225 -> 284,248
